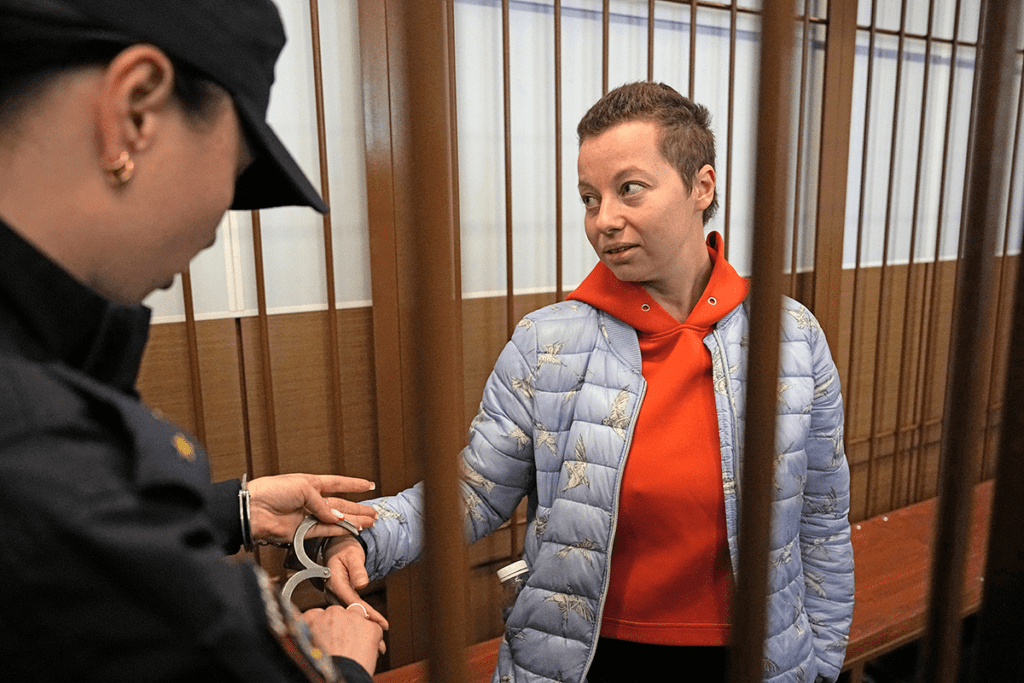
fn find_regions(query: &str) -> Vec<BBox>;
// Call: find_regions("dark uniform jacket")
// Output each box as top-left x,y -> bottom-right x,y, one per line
0,217 -> 372,683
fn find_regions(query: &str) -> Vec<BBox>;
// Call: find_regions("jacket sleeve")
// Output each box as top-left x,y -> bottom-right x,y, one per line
361,318 -> 540,581
799,322 -> 855,683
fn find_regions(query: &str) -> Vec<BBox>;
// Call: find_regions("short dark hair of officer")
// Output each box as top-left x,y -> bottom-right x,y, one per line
577,81 -> 719,226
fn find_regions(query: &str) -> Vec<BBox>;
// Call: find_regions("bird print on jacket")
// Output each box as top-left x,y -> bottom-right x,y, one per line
555,538 -> 599,566
537,342 -> 566,369
786,304 -> 821,331
464,490 -> 487,522
535,423 -> 557,453
802,534 -> 841,562
512,375 -> 535,399
508,425 -> 530,451
829,424 -> 845,467
461,460 -> 496,492
371,502 -> 406,524
804,570 -> 828,598
544,589 -> 595,628
809,488 -> 839,516
563,436 -> 591,491
778,380 -> 793,406
814,370 -> 836,399
711,344 -> 740,414
601,390 -> 630,439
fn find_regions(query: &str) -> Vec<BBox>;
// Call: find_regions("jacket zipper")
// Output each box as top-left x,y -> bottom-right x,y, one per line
711,327 -> 743,585
579,376 -> 647,682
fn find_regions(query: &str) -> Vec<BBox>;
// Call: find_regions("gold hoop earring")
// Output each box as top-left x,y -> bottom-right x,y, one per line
103,151 -> 135,186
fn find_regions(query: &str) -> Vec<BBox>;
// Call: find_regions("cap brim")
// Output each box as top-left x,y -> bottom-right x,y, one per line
231,98 -> 328,214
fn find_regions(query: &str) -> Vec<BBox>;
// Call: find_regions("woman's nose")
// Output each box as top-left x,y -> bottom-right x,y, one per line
595,199 -> 624,234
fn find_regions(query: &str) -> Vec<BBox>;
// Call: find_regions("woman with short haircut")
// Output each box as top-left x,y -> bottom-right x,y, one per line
328,82 -> 854,683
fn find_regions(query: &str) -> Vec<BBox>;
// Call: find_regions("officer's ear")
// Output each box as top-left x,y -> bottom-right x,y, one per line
94,44 -> 177,167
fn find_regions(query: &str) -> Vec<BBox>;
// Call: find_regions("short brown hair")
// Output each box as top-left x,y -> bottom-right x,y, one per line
577,82 -> 718,225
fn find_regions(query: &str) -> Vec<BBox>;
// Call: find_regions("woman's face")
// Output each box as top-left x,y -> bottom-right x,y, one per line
577,120 -> 709,291
112,90 -> 252,304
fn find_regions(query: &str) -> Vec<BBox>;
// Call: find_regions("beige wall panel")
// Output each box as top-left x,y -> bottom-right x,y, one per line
333,306 -> 381,483
138,322 -> 195,434
238,316 -> 274,477
137,320 -> 248,483
195,319 -> 249,481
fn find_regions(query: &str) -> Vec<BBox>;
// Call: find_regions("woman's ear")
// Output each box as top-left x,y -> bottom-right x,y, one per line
692,164 -> 717,211
95,44 -> 176,165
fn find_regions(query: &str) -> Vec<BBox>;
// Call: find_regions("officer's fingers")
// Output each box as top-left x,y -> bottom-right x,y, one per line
315,474 -> 377,495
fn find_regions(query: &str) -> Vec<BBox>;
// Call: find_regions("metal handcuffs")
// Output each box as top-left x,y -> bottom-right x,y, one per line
280,515 -> 359,603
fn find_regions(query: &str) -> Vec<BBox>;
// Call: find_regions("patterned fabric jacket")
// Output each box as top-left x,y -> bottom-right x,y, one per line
360,297 -> 854,683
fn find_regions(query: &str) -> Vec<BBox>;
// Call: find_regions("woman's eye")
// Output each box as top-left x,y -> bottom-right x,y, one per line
622,182 -> 643,196
581,195 -> 597,209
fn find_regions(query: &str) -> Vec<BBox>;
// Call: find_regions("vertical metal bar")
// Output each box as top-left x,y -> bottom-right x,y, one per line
848,0 -> 878,517
868,0 -> 907,512
897,0 -> 936,507
688,0 -> 698,99
812,0 -> 858,346
555,0 -> 564,301
180,267 -> 207,445
980,60 -> 1024,480
447,0 -> 463,363
972,227 -> 1024,682
647,0 -> 655,82
250,209 -> 280,475
358,0 -> 416,663
503,0 -> 515,337
917,1 -> 1019,680
972,60 -> 1024,679
602,0 -> 610,95
235,316 -> 256,561
727,1 -> 796,681
789,5 -> 811,299
913,0 -> 965,500
725,0 -> 737,256
308,0 -> 347,472
397,2 -> 469,680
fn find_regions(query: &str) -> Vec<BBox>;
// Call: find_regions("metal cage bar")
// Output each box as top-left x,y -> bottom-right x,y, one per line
727,1 -> 797,680
308,0 -> 348,473
918,1 -> 1021,680
250,209 -> 281,475
866,0 -> 906,514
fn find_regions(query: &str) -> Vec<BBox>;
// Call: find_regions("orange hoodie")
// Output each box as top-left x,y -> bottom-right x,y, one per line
567,232 -> 748,646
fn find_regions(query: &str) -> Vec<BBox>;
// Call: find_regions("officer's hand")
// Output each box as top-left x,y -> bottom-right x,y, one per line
247,473 -> 379,545
302,604 -> 385,675
324,535 -> 390,630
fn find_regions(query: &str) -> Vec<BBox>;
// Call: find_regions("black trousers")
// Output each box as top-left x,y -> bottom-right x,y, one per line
586,637 -> 729,682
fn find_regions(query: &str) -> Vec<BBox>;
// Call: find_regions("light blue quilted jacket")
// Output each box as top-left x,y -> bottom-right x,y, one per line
360,297 -> 854,683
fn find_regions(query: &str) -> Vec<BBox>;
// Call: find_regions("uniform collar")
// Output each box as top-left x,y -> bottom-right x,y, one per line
0,215 -> 151,393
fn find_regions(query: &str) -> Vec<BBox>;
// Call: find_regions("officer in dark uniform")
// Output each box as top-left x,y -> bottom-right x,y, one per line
0,1 -> 385,680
